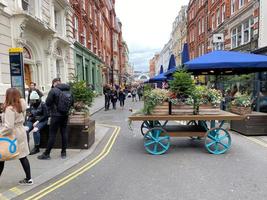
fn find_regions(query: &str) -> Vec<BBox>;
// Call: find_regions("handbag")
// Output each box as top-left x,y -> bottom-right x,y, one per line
0,131 -> 19,161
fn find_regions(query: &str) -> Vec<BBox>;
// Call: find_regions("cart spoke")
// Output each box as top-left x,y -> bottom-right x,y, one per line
158,141 -> 169,150
218,141 -> 229,149
208,134 -> 217,141
206,141 -> 216,148
158,136 -> 169,141
155,130 -> 161,138
153,143 -> 158,153
144,140 -> 156,147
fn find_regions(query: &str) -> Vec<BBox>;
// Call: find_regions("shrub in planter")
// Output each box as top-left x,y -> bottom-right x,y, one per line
169,70 -> 195,100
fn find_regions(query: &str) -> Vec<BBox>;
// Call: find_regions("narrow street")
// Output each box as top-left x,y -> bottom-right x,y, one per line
16,99 -> 267,200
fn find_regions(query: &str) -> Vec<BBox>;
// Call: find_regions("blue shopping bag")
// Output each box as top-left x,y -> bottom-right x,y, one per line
0,132 -> 19,161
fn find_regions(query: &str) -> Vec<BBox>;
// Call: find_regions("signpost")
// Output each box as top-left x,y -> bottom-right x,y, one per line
9,48 -> 25,98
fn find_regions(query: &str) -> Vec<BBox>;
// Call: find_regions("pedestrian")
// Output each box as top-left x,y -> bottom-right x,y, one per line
25,91 -> 49,155
38,78 -> 74,160
131,87 -> 137,102
111,87 -> 118,109
27,82 -> 43,105
103,84 -> 111,111
118,89 -> 126,109
137,86 -> 143,101
0,88 -> 33,185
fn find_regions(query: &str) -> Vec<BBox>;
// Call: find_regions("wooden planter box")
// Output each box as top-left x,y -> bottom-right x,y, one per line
151,102 -> 169,115
230,105 -> 252,115
40,112 -> 95,149
171,103 -> 193,115
231,112 -> 267,136
199,104 -> 220,115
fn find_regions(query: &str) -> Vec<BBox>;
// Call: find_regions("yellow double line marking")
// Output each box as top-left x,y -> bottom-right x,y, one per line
25,124 -> 120,200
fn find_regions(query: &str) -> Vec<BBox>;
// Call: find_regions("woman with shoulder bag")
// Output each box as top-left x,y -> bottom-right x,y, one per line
0,88 -> 33,185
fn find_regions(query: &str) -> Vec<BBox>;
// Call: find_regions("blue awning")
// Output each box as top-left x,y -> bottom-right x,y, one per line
164,54 -> 177,76
184,50 -> 267,74
181,43 -> 189,64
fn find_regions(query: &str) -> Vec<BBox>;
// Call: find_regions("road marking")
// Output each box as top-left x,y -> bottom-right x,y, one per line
25,124 -> 120,200
243,136 -> 267,148
9,187 -> 24,195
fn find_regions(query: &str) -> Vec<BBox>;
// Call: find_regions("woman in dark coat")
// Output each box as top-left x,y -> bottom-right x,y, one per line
110,87 -> 118,110
118,89 -> 126,109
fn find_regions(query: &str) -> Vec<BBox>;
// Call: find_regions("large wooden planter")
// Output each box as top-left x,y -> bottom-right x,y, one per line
151,102 -> 169,115
231,112 -> 267,136
171,103 -> 193,115
40,112 -> 95,149
230,105 -> 252,115
199,104 -> 220,115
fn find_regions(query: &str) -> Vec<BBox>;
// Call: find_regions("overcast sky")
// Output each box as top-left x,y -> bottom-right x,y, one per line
116,0 -> 189,72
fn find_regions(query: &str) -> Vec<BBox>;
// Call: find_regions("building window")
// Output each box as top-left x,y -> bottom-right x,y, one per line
222,4 -> 225,23
198,20 -> 201,35
231,0 -> 235,15
231,29 -> 237,48
56,60 -> 61,78
74,16 -> 79,41
211,14 -> 215,31
243,20 -> 250,44
22,0 -> 29,11
239,0 -> 244,8
216,9 -> 220,27
90,33 -> 93,50
83,26 -> 87,46
82,0 -> 85,10
202,18 -> 205,33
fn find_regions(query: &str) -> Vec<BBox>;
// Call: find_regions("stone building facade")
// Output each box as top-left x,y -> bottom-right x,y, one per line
0,0 -> 74,101
171,5 -> 188,65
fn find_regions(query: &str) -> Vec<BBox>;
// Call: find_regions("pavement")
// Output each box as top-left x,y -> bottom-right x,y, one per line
0,95 -> 106,199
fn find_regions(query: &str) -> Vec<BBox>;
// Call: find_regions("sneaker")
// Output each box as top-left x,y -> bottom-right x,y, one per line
37,153 -> 51,160
61,152 -> 67,159
19,178 -> 33,186
30,147 -> 40,155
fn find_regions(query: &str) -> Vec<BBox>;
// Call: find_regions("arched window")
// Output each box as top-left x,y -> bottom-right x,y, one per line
56,47 -> 62,56
23,47 -> 32,59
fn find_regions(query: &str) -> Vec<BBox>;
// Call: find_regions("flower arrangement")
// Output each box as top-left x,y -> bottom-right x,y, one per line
207,88 -> 223,106
232,93 -> 252,107
143,89 -> 170,114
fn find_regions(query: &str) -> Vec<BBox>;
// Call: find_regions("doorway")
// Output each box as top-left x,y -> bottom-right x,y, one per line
24,64 -> 32,87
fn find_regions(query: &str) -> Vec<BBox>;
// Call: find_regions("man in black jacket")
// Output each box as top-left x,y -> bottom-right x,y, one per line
38,78 -> 74,160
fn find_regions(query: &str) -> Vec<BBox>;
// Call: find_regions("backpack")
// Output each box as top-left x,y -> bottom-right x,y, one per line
57,89 -> 73,114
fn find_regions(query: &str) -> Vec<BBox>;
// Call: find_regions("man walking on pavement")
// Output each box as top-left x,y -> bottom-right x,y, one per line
38,78 -> 74,160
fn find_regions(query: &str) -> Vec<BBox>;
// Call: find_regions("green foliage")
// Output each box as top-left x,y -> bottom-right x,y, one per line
69,75 -> 95,112
143,89 -> 169,115
232,93 -> 252,107
169,70 -> 195,98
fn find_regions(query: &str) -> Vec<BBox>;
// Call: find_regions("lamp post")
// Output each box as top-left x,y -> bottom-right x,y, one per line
110,58 -> 114,86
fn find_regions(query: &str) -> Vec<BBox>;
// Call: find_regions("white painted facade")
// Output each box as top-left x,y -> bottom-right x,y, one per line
0,0 -> 74,101
155,39 -> 172,73
259,0 -> 267,48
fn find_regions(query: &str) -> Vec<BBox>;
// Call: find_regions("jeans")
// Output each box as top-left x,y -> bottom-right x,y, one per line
26,120 -> 48,145
45,116 -> 68,155
119,100 -> 125,107
104,95 -> 110,110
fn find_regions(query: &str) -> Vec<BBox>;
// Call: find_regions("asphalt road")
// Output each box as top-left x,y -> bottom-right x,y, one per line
18,99 -> 267,200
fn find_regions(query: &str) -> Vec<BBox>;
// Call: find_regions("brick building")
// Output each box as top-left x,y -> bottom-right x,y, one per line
188,0 -> 259,60
70,0 -> 125,93
208,0 -> 259,52
187,0 -> 208,60
149,54 -> 159,77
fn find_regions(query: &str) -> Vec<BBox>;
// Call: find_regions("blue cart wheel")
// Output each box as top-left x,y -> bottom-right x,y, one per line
141,121 -> 161,136
144,127 -> 170,155
204,127 -> 231,155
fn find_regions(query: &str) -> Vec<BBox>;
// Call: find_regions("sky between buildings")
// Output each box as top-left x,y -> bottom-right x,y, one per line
116,0 -> 190,72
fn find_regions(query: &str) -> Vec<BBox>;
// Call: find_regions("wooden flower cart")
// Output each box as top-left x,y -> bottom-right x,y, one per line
129,110 -> 244,155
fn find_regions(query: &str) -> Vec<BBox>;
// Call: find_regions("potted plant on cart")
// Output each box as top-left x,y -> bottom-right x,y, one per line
168,70 -> 196,114
230,93 -> 252,115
